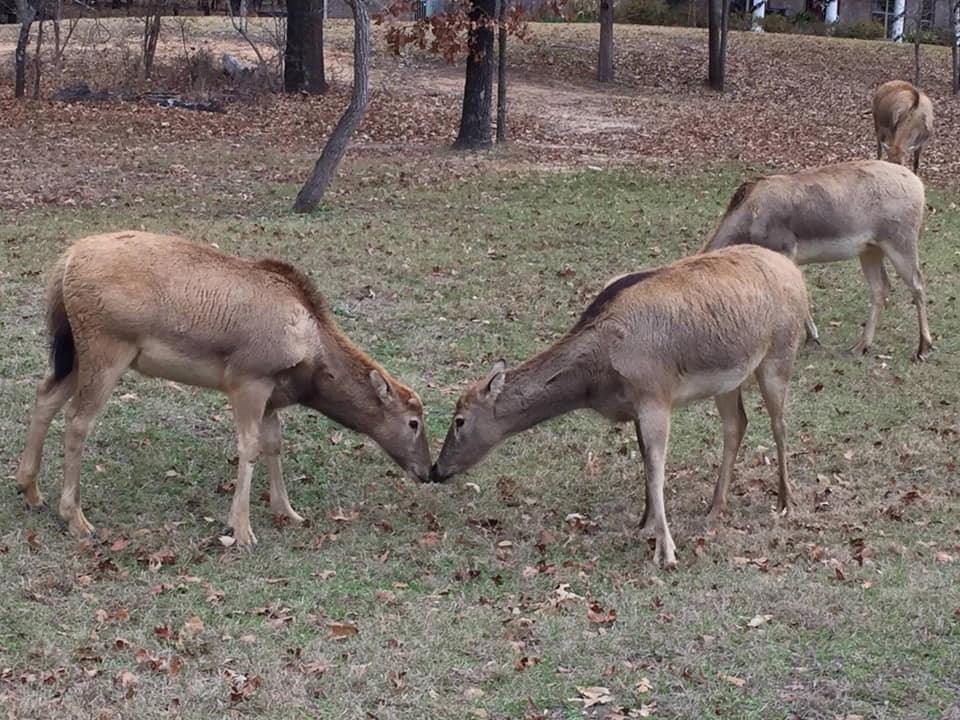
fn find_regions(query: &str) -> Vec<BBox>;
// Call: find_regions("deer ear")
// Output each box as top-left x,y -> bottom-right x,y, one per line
369,369 -> 391,401
483,359 -> 507,401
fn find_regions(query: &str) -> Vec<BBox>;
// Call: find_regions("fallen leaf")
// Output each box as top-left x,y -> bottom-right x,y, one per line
330,507 -> 359,523
178,616 -> 204,645
387,669 -> 406,690
571,685 -> 613,708
301,660 -> 332,676
747,613 -> 773,628
25,530 -> 42,552
329,622 -> 359,641
635,676 -> 653,693
587,601 -> 617,625
419,531 -> 441,547
935,551 -> 955,564
721,674 -> 746,688
114,670 -> 138,687
218,535 -> 236,548
514,656 -> 541,672
376,589 -> 397,605
225,670 -> 262,702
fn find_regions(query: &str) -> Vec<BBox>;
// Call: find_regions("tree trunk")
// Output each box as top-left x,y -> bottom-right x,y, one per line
285,0 -> 327,94
598,0 -> 613,82
496,0 -> 507,142
142,1 -> 163,79
33,12 -> 42,98
720,0 -> 730,83
293,0 -> 369,213
708,0 -> 722,90
14,0 -> 36,98
891,0 -> 905,41
954,1 -> 960,94
913,16 -> 921,86
453,0 -> 495,150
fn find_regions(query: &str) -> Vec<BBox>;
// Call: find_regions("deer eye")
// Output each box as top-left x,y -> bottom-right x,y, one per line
454,416 -> 465,429
408,419 -> 419,431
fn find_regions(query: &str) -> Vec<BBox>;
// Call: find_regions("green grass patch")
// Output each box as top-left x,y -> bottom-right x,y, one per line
1,167 -> 959,718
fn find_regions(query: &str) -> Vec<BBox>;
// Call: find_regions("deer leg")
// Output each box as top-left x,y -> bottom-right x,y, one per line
226,379 -> 274,547
913,147 -> 921,174
848,246 -> 890,356
884,244 -> 934,361
876,140 -> 883,160
633,420 -> 654,532
804,314 -> 821,346
754,355 -> 795,514
60,344 -> 136,539
706,389 -> 747,524
261,410 -> 304,525
635,404 -> 676,569
16,370 -> 77,509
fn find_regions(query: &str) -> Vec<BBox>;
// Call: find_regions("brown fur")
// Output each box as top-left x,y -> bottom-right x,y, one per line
872,80 -> 934,173
15,231 -> 431,545
725,179 -> 757,214
702,159 -> 932,360
432,245 -> 809,568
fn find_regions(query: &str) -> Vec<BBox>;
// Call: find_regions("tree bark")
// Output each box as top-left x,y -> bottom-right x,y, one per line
708,0 -> 721,90
454,0 -> 495,150
142,0 -> 163,79
14,0 -> 36,98
954,1 -> 960,94
32,11 -> 42,98
720,0 -> 729,84
294,0 -> 369,213
496,0 -> 507,142
597,0 -> 613,82
708,0 -> 729,91
285,0 -> 327,94
913,15 -> 921,86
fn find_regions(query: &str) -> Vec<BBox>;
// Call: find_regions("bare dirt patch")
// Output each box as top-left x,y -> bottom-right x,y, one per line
2,20 -> 958,211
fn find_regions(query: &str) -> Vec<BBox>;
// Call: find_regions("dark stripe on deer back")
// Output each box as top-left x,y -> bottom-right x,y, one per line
572,269 -> 660,332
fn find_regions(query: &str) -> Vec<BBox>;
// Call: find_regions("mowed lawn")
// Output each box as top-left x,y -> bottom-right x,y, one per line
1,167 -> 959,719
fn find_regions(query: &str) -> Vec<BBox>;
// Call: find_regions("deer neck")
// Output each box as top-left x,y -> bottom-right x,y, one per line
301,327 -> 381,433
495,332 -> 600,437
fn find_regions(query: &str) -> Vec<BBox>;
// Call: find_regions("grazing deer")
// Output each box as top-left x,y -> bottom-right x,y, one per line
14,232 -> 431,546
702,160 -> 932,361
873,80 -> 934,174
429,246 -> 809,568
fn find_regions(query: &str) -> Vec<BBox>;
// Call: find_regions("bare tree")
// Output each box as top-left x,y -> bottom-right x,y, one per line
294,0 -> 370,213
598,0 -> 613,82
285,0 -> 326,94
454,0 -> 496,149
496,0 -> 507,142
954,0 -> 960,94
33,5 -> 43,97
226,0 -> 268,67
52,0 -> 85,71
142,0 -> 164,79
14,0 -> 39,98
708,0 -> 730,91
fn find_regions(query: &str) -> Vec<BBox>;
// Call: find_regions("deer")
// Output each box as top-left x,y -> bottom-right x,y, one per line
428,245 -> 810,569
702,159 -> 932,361
14,231 -> 432,547
873,80 -> 934,174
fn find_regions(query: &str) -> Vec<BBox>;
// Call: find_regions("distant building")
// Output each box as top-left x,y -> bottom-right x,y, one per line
725,0 -> 952,30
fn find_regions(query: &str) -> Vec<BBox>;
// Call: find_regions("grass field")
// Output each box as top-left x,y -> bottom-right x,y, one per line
2,166 -> 959,719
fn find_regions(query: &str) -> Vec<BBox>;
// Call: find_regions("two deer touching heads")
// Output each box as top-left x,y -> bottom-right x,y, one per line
15,80 -> 934,569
